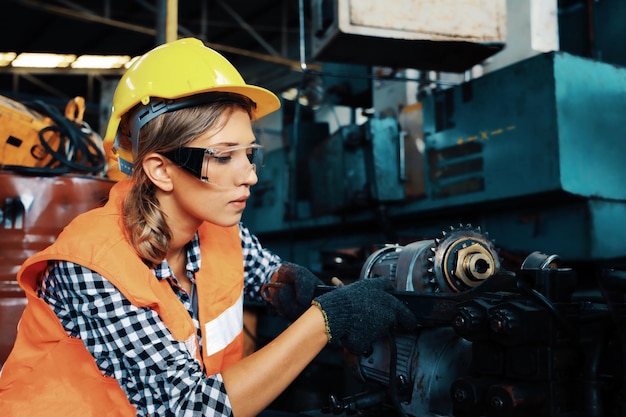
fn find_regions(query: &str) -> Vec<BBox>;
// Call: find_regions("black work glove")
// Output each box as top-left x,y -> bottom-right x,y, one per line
312,278 -> 417,354
268,262 -> 324,322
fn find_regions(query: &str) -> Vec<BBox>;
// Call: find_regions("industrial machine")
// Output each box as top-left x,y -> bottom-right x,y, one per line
243,38 -> 626,417
312,225 -> 626,417
244,50 -> 626,267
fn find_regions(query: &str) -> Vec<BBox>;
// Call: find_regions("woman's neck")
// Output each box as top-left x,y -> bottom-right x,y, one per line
166,247 -> 192,293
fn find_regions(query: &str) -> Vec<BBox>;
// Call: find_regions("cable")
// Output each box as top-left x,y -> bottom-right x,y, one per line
1,99 -> 106,176
515,278 -> 577,339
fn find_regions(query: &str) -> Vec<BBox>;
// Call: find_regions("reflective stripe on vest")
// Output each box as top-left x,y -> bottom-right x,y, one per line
205,294 -> 243,356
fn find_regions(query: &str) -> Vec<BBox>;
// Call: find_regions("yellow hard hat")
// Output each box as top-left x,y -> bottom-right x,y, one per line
103,37 -> 281,176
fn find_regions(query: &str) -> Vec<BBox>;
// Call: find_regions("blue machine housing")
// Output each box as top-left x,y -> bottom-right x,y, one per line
410,51 -> 626,260
421,51 -> 626,205
244,51 -> 626,264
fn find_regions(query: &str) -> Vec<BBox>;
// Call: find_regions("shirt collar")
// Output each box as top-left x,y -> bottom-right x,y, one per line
153,231 -> 202,281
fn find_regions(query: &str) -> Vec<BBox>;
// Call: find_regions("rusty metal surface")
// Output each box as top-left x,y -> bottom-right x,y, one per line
0,172 -> 115,366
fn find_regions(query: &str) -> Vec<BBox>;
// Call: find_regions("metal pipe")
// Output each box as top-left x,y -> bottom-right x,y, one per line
298,0 -> 307,71
166,0 -> 178,43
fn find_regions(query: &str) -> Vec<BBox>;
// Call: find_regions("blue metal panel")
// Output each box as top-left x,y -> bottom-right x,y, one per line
307,117 -> 405,216
308,124 -> 360,216
555,53 -> 626,199
479,199 -> 626,261
366,117 -> 405,202
420,52 -> 562,206
419,52 -> 626,211
588,199 -> 626,260
244,148 -> 289,231
243,52 -> 626,263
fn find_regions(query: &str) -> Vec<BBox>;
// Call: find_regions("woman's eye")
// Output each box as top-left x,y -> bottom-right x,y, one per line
213,154 -> 232,164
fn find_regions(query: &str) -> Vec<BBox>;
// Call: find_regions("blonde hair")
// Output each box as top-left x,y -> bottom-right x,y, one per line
121,93 -> 255,267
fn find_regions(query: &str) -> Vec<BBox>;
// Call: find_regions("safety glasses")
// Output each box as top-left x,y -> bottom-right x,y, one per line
161,143 -> 264,186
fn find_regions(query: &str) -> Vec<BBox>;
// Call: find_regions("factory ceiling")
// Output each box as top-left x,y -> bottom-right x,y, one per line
0,0 -> 609,131
0,0 -> 312,123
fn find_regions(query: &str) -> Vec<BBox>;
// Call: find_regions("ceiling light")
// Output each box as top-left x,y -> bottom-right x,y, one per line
0,52 -> 17,67
71,54 -> 131,69
280,88 -> 298,101
11,52 -> 76,68
280,87 -> 309,106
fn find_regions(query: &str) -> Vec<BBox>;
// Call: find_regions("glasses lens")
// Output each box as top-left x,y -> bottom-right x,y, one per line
163,144 -> 263,186
246,145 -> 264,166
202,144 -> 263,185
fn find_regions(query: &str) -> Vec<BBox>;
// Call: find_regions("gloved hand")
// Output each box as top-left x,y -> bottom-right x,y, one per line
312,278 -> 417,354
267,262 -> 324,322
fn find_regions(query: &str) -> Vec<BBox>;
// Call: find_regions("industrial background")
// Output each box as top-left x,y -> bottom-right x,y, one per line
2,0 -> 626,416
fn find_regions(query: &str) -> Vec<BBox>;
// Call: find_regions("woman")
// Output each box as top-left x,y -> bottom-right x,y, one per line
0,38 -> 415,417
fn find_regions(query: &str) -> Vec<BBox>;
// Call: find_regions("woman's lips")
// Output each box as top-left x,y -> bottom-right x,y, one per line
230,195 -> 249,209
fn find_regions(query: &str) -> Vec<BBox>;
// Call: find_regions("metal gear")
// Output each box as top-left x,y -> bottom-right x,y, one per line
359,224 -> 500,294
429,224 -> 501,293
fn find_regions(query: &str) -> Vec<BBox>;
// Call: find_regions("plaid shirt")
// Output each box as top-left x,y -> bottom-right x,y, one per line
38,223 -> 282,417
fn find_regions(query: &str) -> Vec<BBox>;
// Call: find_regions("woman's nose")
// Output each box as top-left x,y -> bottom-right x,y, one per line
241,163 -> 258,186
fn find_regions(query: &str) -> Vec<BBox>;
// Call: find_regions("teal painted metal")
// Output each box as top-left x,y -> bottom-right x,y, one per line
307,116 -> 405,216
243,51 -> 626,262
245,147 -> 289,231
480,199 -> 626,261
415,51 -> 626,210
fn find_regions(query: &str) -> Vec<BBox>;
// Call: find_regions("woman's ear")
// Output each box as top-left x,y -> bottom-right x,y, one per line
142,153 -> 174,192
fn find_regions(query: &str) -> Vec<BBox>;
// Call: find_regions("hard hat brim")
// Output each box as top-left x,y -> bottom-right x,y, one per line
104,84 -> 281,143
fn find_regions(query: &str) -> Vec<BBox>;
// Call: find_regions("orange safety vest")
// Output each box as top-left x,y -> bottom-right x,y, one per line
0,180 -> 244,416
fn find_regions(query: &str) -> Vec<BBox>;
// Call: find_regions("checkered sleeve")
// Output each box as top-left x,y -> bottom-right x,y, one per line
239,222 -> 282,303
39,261 -> 234,417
